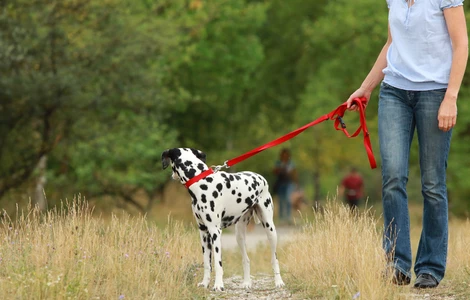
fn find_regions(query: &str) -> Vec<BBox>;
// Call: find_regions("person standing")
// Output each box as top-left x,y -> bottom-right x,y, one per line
346,0 -> 468,289
339,167 -> 364,211
273,148 -> 297,224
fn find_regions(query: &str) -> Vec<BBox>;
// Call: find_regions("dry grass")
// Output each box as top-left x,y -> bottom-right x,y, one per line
1,190 -> 469,299
0,197 -> 206,300
281,201 -> 396,299
274,200 -> 470,299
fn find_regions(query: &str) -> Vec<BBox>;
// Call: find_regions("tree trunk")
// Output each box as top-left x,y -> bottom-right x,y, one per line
33,155 -> 48,211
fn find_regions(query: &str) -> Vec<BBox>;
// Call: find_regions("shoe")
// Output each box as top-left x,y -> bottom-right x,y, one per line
414,273 -> 439,289
391,269 -> 411,285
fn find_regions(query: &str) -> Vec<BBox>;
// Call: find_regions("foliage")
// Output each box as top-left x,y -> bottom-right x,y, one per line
1,0 -> 470,215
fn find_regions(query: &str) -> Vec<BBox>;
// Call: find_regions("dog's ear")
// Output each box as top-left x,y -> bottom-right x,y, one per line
190,148 -> 206,163
161,149 -> 171,169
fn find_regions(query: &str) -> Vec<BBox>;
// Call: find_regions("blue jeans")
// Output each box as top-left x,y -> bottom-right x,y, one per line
378,82 -> 451,282
277,183 -> 294,221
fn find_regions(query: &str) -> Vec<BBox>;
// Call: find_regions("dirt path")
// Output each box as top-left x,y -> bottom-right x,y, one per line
209,273 -> 299,300
207,225 -> 301,299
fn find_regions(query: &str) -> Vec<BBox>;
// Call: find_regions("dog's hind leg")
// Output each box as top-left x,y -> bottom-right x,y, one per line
235,214 -> 252,289
254,196 -> 285,288
198,230 -> 212,288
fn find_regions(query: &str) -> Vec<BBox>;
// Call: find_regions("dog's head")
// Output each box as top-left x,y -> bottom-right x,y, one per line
161,148 -> 208,184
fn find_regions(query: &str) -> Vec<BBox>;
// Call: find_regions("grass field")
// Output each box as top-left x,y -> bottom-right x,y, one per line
0,192 -> 469,299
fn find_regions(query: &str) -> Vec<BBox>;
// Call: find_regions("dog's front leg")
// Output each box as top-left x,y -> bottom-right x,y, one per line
208,227 -> 224,291
198,231 -> 211,288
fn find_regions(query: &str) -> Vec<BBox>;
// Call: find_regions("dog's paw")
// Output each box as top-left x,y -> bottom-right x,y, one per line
241,281 -> 252,289
212,283 -> 225,292
275,279 -> 285,288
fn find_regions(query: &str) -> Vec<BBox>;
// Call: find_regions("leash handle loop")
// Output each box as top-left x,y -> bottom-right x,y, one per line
225,97 -> 376,169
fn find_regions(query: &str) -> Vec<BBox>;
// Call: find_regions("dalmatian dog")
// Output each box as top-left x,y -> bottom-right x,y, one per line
161,148 -> 285,292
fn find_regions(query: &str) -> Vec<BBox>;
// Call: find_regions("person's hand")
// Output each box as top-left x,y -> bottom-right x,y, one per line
437,96 -> 457,132
346,87 -> 371,111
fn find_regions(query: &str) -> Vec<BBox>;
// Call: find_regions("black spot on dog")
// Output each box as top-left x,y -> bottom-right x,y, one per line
236,198 -> 242,203
210,201 -> 215,212
238,193 -> 242,197
200,184 -> 208,190
197,163 -> 205,171
201,194 -> 207,203
244,179 -> 249,185
229,175 -> 234,181
222,216 -> 235,222
235,175 -> 241,181
221,210 -> 226,218
189,189 -> 197,205
212,233 -> 217,241
221,173 -> 227,179
219,261 -> 222,267
184,160 -> 192,166
205,177 -> 213,183
215,247 -> 219,253
265,222 -> 270,228
199,224 -> 208,231
245,197 -> 253,207
184,168 -> 196,179
212,191 -> 218,198
231,190 -> 236,195
206,214 -> 212,222
216,183 -> 223,192
264,198 -> 271,208
225,182 -> 231,189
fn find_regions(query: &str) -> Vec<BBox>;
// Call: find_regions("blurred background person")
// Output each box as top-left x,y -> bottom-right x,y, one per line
339,167 -> 364,211
272,148 -> 297,224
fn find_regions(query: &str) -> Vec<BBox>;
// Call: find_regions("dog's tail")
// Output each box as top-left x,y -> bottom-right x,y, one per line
253,206 -> 261,225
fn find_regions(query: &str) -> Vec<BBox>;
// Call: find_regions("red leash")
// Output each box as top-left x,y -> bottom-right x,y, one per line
185,97 -> 376,188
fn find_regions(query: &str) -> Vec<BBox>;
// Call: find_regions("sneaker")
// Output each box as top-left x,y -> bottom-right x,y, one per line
414,273 -> 439,289
391,269 -> 411,285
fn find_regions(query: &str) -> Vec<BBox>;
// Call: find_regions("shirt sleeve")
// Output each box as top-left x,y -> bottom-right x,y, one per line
386,0 -> 391,8
440,0 -> 464,10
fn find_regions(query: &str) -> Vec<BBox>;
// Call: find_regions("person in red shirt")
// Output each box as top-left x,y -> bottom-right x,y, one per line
339,167 -> 364,211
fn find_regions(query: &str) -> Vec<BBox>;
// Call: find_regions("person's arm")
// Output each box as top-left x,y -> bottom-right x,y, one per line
346,23 -> 393,111
338,178 -> 345,198
439,6 -> 468,132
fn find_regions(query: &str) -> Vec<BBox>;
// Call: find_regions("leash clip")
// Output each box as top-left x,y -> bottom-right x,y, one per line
337,116 -> 347,129
212,160 -> 229,173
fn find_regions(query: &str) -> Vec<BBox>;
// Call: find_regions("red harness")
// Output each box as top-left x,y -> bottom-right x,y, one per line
185,97 -> 376,188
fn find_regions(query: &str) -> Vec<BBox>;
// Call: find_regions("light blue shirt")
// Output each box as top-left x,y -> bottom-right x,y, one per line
383,0 -> 464,91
